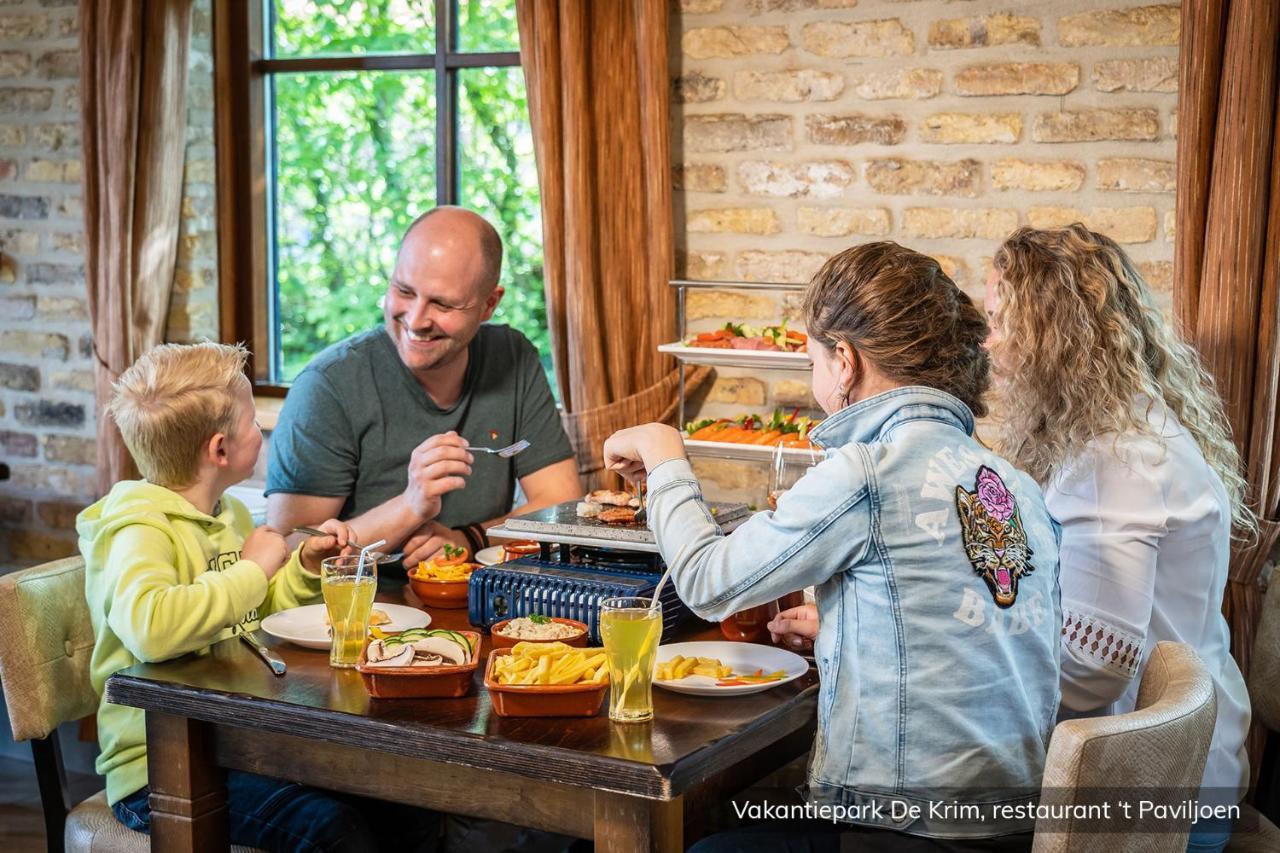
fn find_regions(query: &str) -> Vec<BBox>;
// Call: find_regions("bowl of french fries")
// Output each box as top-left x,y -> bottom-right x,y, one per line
484,641 -> 610,717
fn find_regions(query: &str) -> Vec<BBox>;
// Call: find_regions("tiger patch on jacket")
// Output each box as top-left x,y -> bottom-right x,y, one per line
955,466 -> 1035,608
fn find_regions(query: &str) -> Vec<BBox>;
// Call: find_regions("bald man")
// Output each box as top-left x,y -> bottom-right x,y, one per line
266,207 -> 581,568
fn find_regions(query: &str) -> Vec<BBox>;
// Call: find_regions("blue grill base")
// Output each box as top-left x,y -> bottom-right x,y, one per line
467,558 -> 689,644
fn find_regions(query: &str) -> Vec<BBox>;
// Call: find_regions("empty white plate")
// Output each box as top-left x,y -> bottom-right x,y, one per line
260,603 -> 430,650
654,640 -> 810,696
475,545 -> 506,566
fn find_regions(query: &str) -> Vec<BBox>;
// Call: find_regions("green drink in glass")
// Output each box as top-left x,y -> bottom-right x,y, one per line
600,596 -> 663,723
321,554 -> 377,668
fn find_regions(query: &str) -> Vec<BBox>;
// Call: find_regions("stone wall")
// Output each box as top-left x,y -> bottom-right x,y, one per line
0,0 -> 217,573
671,0 -> 1179,505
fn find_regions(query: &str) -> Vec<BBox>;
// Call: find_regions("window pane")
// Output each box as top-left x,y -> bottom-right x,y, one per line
272,0 -> 435,58
272,70 -> 437,381
457,0 -> 519,53
457,66 -> 550,378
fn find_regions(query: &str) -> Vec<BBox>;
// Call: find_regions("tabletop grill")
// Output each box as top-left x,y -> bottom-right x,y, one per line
467,500 -> 750,644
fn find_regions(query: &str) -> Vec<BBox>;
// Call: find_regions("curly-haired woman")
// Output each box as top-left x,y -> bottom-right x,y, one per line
985,224 -> 1252,853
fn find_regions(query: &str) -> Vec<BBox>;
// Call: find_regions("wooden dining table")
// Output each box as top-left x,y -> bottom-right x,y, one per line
103,580 -> 819,852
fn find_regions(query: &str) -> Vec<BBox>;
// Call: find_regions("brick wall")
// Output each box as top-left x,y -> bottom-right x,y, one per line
671,0 -> 1179,504
0,0 -> 216,573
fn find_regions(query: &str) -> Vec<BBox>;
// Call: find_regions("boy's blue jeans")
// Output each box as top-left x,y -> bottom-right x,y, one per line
112,771 -> 441,853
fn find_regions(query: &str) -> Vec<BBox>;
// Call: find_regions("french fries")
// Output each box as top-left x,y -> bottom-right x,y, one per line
656,655 -> 733,680
491,641 -> 609,686
656,655 -> 788,685
412,561 -> 476,582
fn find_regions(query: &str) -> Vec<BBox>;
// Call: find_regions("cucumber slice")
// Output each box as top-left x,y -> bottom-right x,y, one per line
428,629 -> 474,655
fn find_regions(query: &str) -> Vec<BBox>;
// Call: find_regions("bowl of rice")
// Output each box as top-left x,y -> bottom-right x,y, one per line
489,616 -> 588,649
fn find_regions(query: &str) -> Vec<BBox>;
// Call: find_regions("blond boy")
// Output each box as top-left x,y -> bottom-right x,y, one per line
78,343 -> 437,851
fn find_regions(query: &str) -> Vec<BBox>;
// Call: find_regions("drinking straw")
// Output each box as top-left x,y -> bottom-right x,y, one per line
650,543 -> 685,610
650,567 -> 672,610
344,539 -> 387,637
622,543 -> 686,692
356,539 -> 386,582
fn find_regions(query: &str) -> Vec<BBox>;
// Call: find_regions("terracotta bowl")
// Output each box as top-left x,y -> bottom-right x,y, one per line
356,631 -> 483,699
483,648 -> 608,718
488,617 -> 589,650
501,540 -> 542,561
407,571 -> 473,609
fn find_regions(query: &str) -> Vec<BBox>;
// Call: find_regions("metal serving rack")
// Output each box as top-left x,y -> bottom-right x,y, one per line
665,279 -> 819,463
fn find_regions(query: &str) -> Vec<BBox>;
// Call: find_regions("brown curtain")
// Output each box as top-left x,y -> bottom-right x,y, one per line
80,0 -> 193,494
1174,0 -> 1280,770
516,0 -> 706,488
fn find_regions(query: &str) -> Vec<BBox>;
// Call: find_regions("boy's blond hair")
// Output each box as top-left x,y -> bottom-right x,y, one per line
108,342 -> 251,488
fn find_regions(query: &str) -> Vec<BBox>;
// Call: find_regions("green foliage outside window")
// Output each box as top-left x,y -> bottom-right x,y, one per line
271,0 -> 549,383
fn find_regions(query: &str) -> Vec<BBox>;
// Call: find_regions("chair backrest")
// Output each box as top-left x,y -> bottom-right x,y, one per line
1032,642 -> 1217,853
0,556 -> 98,741
1250,582 -> 1280,732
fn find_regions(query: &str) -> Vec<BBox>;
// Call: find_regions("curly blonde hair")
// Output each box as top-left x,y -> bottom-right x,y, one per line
990,224 -> 1253,532
804,241 -> 991,417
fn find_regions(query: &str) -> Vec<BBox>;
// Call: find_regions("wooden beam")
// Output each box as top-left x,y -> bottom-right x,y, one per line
212,0 -> 270,382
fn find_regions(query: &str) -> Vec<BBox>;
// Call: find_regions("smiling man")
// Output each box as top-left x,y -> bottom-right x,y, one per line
266,207 -> 581,568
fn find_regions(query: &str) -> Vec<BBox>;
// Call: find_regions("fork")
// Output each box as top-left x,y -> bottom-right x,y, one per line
290,527 -> 404,563
632,478 -> 648,524
470,439 -> 530,458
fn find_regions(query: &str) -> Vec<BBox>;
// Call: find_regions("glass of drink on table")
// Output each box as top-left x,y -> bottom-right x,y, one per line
768,442 -> 822,510
321,554 -> 377,668
600,596 -> 663,723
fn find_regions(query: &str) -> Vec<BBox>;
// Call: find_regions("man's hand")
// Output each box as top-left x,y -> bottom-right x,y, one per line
403,431 -> 474,522
602,424 -> 687,483
768,603 -> 818,651
401,521 -> 470,570
242,526 -> 291,581
299,518 -> 357,574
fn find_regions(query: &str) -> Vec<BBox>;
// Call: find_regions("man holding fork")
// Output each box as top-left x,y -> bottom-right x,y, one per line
267,207 -> 581,569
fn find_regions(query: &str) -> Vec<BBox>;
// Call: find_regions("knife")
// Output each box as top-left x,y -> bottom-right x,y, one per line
240,631 -> 287,677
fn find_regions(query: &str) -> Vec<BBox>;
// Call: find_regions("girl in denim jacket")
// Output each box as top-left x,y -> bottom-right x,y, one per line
605,243 -> 1061,852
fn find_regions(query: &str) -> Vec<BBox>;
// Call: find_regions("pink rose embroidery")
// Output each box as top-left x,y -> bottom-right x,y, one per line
976,467 -> 1015,522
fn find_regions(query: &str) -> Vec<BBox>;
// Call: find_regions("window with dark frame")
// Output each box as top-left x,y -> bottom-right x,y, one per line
214,0 -> 548,393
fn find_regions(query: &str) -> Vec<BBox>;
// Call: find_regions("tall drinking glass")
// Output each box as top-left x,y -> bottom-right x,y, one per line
321,554 -> 377,668
600,596 -> 663,723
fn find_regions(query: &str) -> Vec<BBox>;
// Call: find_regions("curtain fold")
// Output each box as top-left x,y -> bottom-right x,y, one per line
1174,0 -> 1280,774
80,0 -> 193,495
517,0 -> 697,488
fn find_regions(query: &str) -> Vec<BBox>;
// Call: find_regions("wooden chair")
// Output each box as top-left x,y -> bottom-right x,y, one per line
1032,642 -> 1217,853
0,556 -> 256,852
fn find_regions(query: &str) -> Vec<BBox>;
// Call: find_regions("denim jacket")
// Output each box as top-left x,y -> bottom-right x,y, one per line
647,387 -> 1062,838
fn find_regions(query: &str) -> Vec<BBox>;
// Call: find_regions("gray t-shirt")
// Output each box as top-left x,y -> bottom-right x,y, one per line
266,324 -> 574,527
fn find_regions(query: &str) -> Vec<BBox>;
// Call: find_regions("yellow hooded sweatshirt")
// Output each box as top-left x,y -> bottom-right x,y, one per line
77,480 -> 322,804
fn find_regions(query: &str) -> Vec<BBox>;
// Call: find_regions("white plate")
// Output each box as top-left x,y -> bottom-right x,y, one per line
654,641 -> 810,696
683,438 -> 824,463
657,343 -> 812,371
260,603 -> 430,650
475,545 -> 505,566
